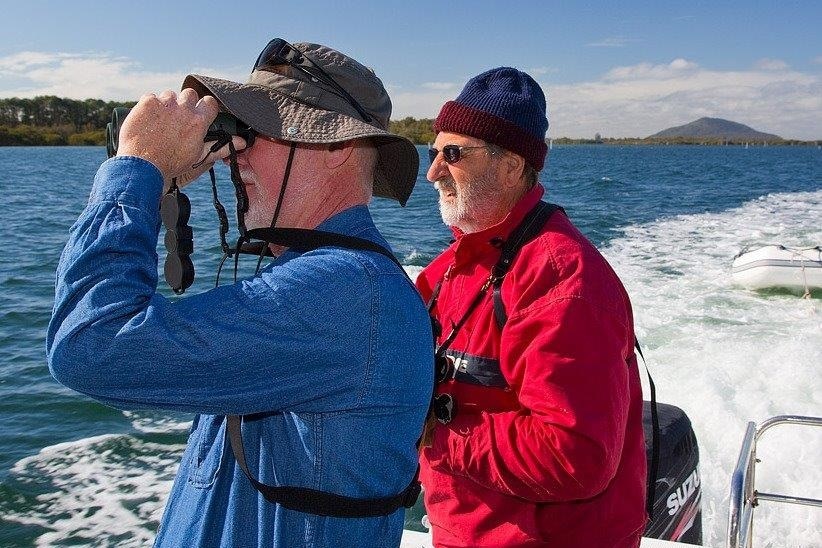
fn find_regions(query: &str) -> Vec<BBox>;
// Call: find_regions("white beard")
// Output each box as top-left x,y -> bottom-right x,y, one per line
239,169 -> 276,230
436,171 -> 502,233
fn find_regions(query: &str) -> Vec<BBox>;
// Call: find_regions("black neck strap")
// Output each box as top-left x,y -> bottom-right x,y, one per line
428,201 -> 563,358
245,227 -> 404,271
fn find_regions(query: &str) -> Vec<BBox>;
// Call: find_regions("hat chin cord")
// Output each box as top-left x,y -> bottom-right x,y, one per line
166,133 -> 300,291
209,140 -> 299,285
214,140 -> 397,289
208,138 -> 248,286
252,141 -> 297,274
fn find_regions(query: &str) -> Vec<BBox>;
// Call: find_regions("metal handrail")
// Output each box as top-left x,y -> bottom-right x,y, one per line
727,415 -> 822,548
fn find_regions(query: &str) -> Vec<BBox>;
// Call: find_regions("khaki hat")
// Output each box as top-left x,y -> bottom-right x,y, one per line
183,41 -> 418,206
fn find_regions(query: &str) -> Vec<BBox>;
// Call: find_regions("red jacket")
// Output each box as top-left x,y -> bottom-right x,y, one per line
416,186 -> 647,547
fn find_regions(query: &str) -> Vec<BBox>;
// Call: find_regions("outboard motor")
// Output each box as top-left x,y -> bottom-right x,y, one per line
644,402 -> 703,545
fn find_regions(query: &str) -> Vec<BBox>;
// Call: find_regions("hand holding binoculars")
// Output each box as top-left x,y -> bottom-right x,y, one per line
104,107 -> 256,294
105,107 -> 256,159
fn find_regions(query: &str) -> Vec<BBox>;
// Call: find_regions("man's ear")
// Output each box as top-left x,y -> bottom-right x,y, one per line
325,141 -> 355,169
500,151 -> 525,189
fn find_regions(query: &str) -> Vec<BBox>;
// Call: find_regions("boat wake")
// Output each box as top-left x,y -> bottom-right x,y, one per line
2,434 -> 182,547
603,189 -> 821,546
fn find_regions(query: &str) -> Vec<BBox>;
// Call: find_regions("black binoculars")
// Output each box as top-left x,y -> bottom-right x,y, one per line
105,107 -> 256,158
104,106 -> 256,294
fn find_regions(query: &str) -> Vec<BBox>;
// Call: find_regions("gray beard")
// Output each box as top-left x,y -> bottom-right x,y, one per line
437,172 -> 501,233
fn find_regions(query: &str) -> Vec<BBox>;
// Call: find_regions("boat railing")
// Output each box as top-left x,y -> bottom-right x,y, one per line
727,415 -> 822,548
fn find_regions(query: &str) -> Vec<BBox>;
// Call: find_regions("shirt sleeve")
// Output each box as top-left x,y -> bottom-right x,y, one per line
424,293 -> 634,503
47,157 -> 372,416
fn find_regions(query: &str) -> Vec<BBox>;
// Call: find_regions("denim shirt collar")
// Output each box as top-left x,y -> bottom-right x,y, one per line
314,204 -> 376,239
270,204 -> 383,265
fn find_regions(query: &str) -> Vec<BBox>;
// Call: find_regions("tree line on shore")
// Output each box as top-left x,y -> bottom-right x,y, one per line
0,96 -> 816,147
0,96 -> 135,146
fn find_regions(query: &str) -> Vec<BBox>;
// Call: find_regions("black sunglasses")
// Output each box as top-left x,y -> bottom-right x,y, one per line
428,145 -> 497,165
253,38 -> 372,123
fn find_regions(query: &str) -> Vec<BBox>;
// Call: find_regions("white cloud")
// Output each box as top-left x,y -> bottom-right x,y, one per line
754,58 -> 790,71
812,56 -> 822,65
390,87 -> 453,119
545,59 -> 821,140
604,58 -> 699,81
0,51 -> 60,71
0,51 -> 246,101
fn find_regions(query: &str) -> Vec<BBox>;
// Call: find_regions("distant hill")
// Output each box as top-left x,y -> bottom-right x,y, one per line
649,117 -> 781,141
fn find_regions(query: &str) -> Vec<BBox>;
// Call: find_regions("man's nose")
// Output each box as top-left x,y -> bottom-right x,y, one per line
427,152 -> 448,183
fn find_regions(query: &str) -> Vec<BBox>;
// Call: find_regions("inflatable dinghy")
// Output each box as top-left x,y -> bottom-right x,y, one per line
732,245 -> 822,291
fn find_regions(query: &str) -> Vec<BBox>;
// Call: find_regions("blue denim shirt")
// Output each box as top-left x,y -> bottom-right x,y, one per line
47,157 -> 433,547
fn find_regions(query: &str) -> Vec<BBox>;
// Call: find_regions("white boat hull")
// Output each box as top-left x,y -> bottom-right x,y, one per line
731,245 -> 822,291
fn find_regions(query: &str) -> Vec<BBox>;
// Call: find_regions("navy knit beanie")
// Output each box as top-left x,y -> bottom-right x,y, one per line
434,67 -> 548,171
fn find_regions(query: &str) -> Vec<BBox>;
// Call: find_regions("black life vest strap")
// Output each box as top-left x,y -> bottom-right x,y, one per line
428,201 -> 563,360
226,227 -> 420,517
491,201 -> 564,328
244,227 -> 405,271
226,416 -> 420,517
635,339 -> 659,520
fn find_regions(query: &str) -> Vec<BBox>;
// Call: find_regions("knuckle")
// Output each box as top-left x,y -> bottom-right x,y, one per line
180,88 -> 199,101
200,95 -> 219,110
158,90 -> 177,103
139,93 -> 160,106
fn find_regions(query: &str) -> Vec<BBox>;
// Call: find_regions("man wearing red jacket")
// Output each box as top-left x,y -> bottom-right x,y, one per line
416,67 -> 647,547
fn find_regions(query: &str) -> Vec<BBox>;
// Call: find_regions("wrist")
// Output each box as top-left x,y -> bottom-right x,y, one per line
92,157 -> 164,214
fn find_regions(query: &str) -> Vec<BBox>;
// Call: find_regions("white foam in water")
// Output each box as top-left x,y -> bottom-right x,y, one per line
604,190 -> 822,547
8,191 -> 820,546
403,264 -> 424,281
122,410 -> 191,435
6,434 -> 184,547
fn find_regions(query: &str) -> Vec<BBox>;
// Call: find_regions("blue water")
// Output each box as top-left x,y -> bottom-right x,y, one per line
0,145 -> 819,546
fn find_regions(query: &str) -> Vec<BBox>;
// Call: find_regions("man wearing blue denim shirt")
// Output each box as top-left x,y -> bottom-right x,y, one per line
47,41 -> 432,547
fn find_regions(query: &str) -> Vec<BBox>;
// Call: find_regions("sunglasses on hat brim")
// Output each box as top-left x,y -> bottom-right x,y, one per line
253,38 -> 372,123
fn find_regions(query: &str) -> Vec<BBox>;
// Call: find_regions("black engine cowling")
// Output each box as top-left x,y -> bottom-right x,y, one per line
644,401 -> 702,545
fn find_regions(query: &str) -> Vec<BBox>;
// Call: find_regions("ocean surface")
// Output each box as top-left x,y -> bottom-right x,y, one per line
0,144 -> 820,547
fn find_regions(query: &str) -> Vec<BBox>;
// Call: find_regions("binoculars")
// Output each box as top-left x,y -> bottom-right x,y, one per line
105,107 -> 256,158
104,106 -> 257,294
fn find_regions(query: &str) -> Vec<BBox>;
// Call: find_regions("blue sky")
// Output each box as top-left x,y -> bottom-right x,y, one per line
1,0 -> 820,139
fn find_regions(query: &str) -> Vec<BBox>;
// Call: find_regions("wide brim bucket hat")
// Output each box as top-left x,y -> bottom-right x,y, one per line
183,41 -> 419,205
